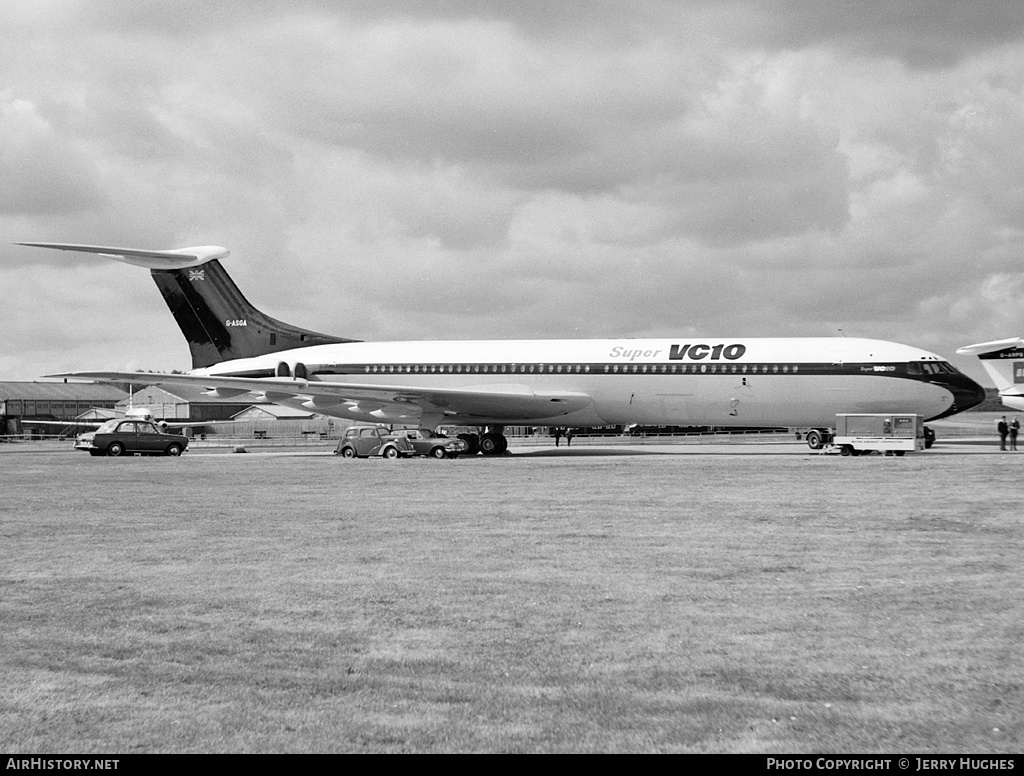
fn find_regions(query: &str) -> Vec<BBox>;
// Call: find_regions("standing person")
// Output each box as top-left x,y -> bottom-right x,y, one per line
1011,416 -> 1020,451
553,427 -> 563,447
565,428 -> 573,447
997,416 -> 1009,451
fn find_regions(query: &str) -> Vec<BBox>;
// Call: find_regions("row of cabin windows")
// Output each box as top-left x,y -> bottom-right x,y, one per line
361,363 -> 803,375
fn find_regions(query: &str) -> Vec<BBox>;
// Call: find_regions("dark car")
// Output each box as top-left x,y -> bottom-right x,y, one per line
333,425 -> 415,459
389,428 -> 467,459
74,419 -> 189,457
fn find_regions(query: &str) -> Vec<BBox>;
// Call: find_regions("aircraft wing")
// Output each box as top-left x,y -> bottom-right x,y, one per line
19,414 -> 243,430
17,419 -> 104,429
45,371 -> 595,424
160,419 -> 247,429
21,416 -> 244,433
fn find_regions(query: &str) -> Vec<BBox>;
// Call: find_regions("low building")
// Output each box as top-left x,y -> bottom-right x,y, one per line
231,405 -> 316,422
116,384 -> 260,423
1,381 -> 128,436
227,404 -> 339,439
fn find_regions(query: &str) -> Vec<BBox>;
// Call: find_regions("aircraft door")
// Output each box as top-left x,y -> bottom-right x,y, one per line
655,393 -> 693,425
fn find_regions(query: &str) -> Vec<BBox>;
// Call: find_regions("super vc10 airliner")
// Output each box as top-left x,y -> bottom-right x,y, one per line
21,242 -> 985,454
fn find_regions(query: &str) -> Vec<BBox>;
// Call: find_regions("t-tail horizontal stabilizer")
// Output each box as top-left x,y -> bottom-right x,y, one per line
16,242 -> 230,270
18,241 -> 357,369
956,338 -> 1024,411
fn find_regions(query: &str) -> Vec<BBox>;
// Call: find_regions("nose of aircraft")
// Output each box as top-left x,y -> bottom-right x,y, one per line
933,372 -> 987,418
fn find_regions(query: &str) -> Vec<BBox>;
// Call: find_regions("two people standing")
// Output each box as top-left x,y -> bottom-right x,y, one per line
997,416 -> 1020,451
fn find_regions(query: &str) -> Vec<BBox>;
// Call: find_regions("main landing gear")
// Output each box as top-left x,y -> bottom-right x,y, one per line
457,427 -> 508,456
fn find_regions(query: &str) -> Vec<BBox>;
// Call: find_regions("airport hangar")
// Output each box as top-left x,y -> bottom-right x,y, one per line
0,381 -> 268,437
0,381 -> 128,437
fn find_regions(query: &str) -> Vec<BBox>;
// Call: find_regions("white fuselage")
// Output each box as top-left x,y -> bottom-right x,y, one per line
197,336 -> 969,428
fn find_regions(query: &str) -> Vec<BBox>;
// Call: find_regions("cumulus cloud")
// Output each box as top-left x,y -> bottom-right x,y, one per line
0,97 -> 104,215
746,0 -> 1024,69
3,1 -> 1024,384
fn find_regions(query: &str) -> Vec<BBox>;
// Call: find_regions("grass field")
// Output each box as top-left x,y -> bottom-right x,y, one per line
1,446 -> 1021,753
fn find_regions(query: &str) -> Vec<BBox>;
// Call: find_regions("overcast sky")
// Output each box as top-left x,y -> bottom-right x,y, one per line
4,1 -> 1024,385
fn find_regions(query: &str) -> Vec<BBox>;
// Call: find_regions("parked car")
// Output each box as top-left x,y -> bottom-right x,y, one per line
333,425 -> 415,459
74,419 -> 188,457
389,428 -> 468,459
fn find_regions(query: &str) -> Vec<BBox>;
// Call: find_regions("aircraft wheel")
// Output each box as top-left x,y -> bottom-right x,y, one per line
458,434 -> 480,455
165,443 -> 183,457
430,447 -> 447,459
107,441 -> 125,457
479,433 -> 501,455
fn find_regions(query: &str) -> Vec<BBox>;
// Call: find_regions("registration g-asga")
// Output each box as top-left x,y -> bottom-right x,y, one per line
608,343 -> 747,362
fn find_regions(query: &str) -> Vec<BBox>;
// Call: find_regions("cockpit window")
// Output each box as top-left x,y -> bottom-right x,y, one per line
912,361 -> 958,376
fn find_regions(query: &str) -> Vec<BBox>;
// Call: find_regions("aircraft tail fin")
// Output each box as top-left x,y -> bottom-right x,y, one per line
17,242 -> 357,368
149,259 -> 357,368
956,338 -> 1024,411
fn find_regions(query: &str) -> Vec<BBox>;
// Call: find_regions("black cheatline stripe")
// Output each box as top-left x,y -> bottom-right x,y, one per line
301,362 -> 936,379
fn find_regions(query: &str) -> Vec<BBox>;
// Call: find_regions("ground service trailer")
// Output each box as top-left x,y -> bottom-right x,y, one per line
832,413 -> 926,456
